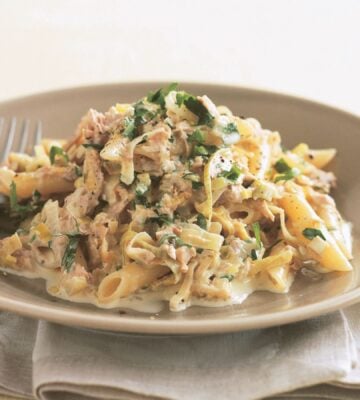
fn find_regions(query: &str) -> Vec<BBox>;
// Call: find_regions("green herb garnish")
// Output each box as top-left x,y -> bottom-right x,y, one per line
192,181 -> 204,190
252,222 -> 262,248
220,274 -> 234,282
123,101 -> 157,140
302,228 -> 326,241
122,118 -> 136,140
176,92 -> 214,126
74,166 -> 82,177
274,169 -> 299,183
273,158 -> 299,182
147,82 -> 178,108
196,213 -> 207,230
135,183 -> 150,206
33,190 -> 41,203
188,129 -> 205,144
183,172 -> 203,189
134,193 -> 150,206
82,143 -> 104,151
147,213 -> 173,227
49,146 -> 69,165
274,158 -> 291,173
192,144 -> 217,158
9,182 -> 41,218
250,249 -> 258,260
222,123 -> 238,134
175,92 -> 188,107
134,101 -> 156,126
193,145 -> 208,156
62,233 -> 82,272
158,233 -> 191,248
219,164 -> 242,182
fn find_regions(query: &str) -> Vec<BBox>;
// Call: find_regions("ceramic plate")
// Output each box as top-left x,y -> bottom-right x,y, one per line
0,82 -> 359,334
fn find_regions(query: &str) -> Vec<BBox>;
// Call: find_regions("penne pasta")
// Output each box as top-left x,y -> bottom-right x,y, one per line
0,83 -> 353,312
98,263 -> 169,303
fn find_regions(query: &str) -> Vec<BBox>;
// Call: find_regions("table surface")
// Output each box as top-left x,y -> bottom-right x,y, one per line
1,0 -> 360,399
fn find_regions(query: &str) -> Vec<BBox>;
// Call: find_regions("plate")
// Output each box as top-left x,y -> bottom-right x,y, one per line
0,82 -> 359,335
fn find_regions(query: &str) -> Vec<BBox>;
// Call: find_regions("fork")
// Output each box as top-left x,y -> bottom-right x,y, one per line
0,117 -> 42,163
0,118 -> 42,209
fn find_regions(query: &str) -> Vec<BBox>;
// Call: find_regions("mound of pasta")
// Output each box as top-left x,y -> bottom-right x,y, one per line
0,84 -> 353,312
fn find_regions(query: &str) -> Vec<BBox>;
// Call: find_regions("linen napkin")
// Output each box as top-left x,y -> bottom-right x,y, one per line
0,306 -> 358,400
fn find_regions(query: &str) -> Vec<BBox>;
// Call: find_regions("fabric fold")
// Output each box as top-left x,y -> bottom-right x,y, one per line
32,313 -> 352,400
0,312 -> 37,399
0,306 -> 358,400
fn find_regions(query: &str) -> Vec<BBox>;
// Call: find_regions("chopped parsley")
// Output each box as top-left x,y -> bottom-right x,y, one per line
250,249 -> 258,260
196,213 -> 207,230
183,172 -> 203,189
302,228 -> 326,241
158,233 -> 191,248
147,82 -> 178,108
123,101 -> 157,140
33,190 -> 41,203
274,169 -> 299,183
134,182 -> 150,206
49,146 -> 69,165
82,143 -> 104,151
122,118 -> 136,140
134,192 -> 149,206
274,158 -> 299,183
62,233 -> 82,272
193,145 -> 208,156
222,123 -> 238,134
220,274 -> 234,282
188,129 -> 205,144
191,181 -> 204,190
74,165 -> 82,177
147,213 -> 173,227
176,92 -> 214,126
252,222 -> 262,248
218,164 -> 242,182
192,144 -> 217,158
274,158 -> 291,173
9,182 -> 42,219
134,101 -> 156,127
175,92 -> 189,107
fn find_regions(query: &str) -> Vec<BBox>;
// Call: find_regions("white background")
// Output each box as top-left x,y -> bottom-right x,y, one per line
0,0 -> 359,114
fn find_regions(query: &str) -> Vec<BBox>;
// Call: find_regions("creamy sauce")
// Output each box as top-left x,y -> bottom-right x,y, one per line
0,266 -> 255,314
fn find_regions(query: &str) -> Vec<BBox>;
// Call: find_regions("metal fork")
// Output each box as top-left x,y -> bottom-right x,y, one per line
0,117 -> 42,163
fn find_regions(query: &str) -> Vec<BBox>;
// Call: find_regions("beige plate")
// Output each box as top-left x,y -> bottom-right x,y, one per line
0,82 -> 359,335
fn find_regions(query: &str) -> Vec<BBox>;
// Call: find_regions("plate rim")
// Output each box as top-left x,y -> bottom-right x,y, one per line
0,284 -> 360,334
1,81 -> 360,335
1,80 -> 359,122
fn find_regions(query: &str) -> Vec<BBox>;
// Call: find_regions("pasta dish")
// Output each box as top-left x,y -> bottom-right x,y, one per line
0,84 -> 353,312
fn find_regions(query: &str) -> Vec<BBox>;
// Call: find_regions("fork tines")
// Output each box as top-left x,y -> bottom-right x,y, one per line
0,118 -> 42,163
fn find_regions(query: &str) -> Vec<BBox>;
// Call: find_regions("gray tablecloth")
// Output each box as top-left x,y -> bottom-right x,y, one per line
1,304 -> 360,400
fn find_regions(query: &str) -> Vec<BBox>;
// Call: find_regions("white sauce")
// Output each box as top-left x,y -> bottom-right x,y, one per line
0,266 -> 255,314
